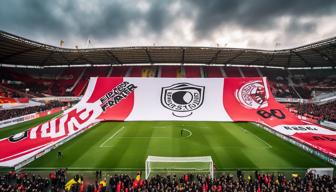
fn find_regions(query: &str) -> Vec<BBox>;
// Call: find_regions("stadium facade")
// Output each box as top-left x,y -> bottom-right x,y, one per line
0,30 -> 335,68
0,31 -> 336,179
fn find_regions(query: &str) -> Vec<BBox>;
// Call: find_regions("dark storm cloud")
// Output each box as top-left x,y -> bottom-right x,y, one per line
0,0 -> 335,47
145,1 -> 170,32
0,0 -> 68,37
69,2 -> 142,38
285,18 -> 317,36
0,0 -> 178,42
0,0 -> 145,40
188,0 -> 336,37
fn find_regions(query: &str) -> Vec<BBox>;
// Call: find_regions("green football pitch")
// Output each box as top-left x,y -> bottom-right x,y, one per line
1,115 -> 333,171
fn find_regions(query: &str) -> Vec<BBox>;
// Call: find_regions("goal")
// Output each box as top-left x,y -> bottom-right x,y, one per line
145,156 -> 214,179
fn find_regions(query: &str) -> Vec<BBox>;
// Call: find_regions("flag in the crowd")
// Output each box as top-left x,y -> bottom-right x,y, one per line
176,68 -> 185,77
65,179 -> 77,191
65,178 -> 82,191
60,40 -> 64,47
136,174 -> 141,181
99,180 -> 107,187
292,173 -> 299,178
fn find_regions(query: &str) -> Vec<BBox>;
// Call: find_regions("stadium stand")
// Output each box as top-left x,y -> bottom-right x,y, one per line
185,66 -> 201,77
141,67 -> 157,77
288,101 -> 336,122
241,67 -> 260,77
109,66 -> 129,77
224,67 -> 242,77
160,66 -> 181,77
72,67 -> 109,96
0,101 -> 66,121
2,66 -> 335,100
128,66 -> 143,77
203,66 -> 223,77
128,66 -> 158,77
0,170 -> 335,192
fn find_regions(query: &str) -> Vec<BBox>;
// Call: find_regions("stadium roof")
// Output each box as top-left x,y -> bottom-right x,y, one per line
0,30 -> 336,68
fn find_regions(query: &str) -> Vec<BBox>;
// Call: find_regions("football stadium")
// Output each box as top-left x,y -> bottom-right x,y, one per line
1,1 -> 336,191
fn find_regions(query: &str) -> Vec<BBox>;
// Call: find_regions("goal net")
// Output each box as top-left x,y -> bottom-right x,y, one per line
145,156 -> 214,179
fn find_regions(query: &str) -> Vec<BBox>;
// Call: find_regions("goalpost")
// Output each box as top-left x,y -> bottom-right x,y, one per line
145,156 -> 214,179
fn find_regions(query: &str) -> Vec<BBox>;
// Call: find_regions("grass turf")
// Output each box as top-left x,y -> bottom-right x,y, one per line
25,121 -> 332,171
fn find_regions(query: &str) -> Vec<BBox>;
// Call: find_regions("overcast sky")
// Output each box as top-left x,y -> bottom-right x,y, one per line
1,0 -> 336,49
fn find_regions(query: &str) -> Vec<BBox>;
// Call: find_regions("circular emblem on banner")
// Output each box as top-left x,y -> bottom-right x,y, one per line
235,80 -> 268,109
161,83 -> 205,117
8,131 -> 28,142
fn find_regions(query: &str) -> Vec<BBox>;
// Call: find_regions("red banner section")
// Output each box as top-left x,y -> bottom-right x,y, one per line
0,77 -> 335,167
0,97 -> 29,104
223,77 -> 336,157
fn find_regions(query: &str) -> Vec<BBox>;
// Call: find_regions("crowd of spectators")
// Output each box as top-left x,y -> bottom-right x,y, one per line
0,169 -> 67,192
0,101 -> 67,121
289,101 -> 336,122
104,172 -> 336,192
1,169 -> 335,192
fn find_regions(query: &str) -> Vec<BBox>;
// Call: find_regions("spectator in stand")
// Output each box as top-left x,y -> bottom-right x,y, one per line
289,101 -> 336,122
0,101 -> 67,121
1,170 -> 336,191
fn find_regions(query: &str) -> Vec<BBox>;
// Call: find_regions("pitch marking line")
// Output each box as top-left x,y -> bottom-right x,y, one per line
99,126 -> 124,148
118,128 -> 192,139
117,128 -> 192,139
118,136 -> 170,139
240,127 -> 272,148
101,127 -> 193,147
182,128 -> 192,138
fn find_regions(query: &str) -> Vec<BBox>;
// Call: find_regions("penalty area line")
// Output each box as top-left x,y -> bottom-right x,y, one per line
99,126 -> 124,148
117,129 -> 193,139
241,127 -> 272,148
118,136 -> 170,139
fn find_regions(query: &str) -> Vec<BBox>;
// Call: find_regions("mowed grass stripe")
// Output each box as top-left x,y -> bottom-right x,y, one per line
25,121 -> 333,170
237,122 -> 330,168
205,122 -> 259,168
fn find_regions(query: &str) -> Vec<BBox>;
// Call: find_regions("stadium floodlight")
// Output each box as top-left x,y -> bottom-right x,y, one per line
145,156 -> 214,179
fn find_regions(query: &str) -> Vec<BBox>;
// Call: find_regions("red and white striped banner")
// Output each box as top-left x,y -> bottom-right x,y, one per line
1,77 -> 335,167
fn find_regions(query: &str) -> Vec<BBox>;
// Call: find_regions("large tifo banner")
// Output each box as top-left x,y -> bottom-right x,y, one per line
1,77 -> 336,167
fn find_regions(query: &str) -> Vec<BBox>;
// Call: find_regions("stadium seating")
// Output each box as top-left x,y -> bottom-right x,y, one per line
1,66 -> 335,99
0,101 -> 66,121
72,67 -> 109,96
203,66 -> 223,77
288,101 -> 336,122
185,66 -> 201,77
141,67 -> 157,77
110,66 -> 129,77
241,67 -> 260,77
223,67 -> 242,77
128,66 -> 143,77
160,66 -> 181,77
